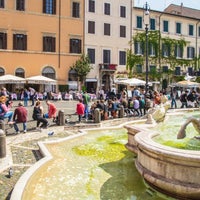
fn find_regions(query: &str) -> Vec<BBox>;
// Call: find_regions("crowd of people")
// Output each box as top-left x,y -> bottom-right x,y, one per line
0,85 -> 199,134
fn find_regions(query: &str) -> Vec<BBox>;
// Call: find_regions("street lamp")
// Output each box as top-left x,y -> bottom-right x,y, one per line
143,2 -> 150,96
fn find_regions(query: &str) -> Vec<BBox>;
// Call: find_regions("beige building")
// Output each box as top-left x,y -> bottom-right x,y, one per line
132,3 -> 200,88
84,0 -> 133,93
0,0 -> 84,92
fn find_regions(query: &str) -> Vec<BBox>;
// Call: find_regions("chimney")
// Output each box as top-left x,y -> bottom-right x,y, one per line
181,3 -> 183,15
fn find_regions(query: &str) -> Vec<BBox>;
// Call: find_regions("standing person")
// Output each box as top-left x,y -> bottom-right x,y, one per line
32,101 -> 48,129
23,88 -> 29,107
44,100 -> 57,122
0,96 -> 13,123
170,89 -> 177,109
29,87 -> 35,106
13,102 -> 28,134
82,91 -> 90,120
138,96 -> 145,116
133,97 -> 140,116
180,91 -> 188,108
76,99 -> 85,122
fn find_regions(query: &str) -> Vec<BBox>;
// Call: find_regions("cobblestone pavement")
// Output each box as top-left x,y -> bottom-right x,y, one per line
0,99 -> 80,200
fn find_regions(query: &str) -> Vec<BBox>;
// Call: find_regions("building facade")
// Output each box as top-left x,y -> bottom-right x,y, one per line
84,0 -> 133,93
132,4 -> 200,88
0,0 -> 84,91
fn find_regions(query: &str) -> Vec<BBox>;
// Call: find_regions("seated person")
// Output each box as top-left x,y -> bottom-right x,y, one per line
0,96 -> 13,123
33,101 -> 48,129
44,100 -> 57,122
13,102 -> 28,134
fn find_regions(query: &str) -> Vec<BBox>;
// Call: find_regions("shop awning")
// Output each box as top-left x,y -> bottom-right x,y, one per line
86,78 -> 97,82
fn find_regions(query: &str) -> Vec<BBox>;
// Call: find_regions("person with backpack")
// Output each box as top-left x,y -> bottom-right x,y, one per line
82,91 -> 90,121
0,95 -> 13,123
180,90 -> 188,108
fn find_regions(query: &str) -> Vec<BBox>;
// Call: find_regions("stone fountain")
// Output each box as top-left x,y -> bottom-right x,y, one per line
125,108 -> 200,200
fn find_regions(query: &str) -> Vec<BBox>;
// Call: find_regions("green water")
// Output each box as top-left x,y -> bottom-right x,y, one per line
153,111 -> 200,150
22,128 -> 168,200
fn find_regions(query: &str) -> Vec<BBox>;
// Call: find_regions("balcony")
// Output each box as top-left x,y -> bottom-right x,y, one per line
99,63 -> 117,71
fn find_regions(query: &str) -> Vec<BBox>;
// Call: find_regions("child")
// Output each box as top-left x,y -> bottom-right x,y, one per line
76,99 -> 85,122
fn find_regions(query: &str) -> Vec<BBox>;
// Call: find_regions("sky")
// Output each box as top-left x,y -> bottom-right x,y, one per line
135,0 -> 200,11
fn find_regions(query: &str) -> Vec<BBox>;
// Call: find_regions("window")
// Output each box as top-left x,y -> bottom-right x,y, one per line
149,43 -> 156,56
87,48 -> 95,64
16,0 -> 25,11
104,23 -> 110,36
0,67 -> 5,76
120,6 -> 126,18
89,0 -> 95,12
188,24 -> 194,36
13,34 -> 27,50
187,47 -> 195,59
175,66 -> 180,75
103,50 -> 110,63
43,36 -> 55,52
136,16 -> 142,29
134,41 -> 143,55
162,43 -> 170,57
0,33 -> 7,49
88,21 -> 95,34
42,66 -> 56,79
175,44 -> 183,58
176,22 -> 181,34
163,20 -> 168,32
198,26 -> 200,37
119,51 -> 126,65
72,2 -> 80,18
120,25 -> 126,38
162,66 -> 168,73
70,38 -> 81,54
0,0 -> 5,8
136,64 -> 142,73
15,68 -> 25,78
104,3 -> 110,15
43,0 -> 56,14
150,65 -> 156,72
150,18 -> 155,30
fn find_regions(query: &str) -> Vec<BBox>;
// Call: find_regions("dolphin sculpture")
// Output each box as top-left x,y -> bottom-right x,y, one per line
177,117 -> 200,139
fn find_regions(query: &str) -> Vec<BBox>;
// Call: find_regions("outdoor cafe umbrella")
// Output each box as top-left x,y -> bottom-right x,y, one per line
0,74 -> 26,84
172,80 -> 200,88
26,75 -> 57,84
115,78 -> 146,86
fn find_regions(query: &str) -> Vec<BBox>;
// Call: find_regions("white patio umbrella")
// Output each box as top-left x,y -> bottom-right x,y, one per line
172,80 -> 200,88
26,75 -> 57,84
115,78 -> 146,86
0,74 -> 26,84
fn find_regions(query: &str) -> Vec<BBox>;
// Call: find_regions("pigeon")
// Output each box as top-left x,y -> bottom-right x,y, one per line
8,167 -> 13,178
48,131 -> 54,136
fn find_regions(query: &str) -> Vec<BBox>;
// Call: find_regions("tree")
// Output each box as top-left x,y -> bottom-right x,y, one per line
70,54 -> 93,91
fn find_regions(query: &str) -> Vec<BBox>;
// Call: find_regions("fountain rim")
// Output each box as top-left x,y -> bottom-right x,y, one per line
10,119 -> 145,200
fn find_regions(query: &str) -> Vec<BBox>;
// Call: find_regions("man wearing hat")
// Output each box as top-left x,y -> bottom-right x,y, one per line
13,102 -> 28,134
0,95 -> 13,122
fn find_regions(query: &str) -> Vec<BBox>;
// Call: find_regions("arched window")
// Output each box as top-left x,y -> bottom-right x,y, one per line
68,69 -> 77,81
15,68 -> 25,78
0,67 -> 5,76
42,66 -> 55,79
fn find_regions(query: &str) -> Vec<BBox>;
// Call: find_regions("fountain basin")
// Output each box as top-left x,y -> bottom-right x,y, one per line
125,113 -> 200,200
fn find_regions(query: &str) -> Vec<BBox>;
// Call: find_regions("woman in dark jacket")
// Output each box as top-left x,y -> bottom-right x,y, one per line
33,101 -> 48,129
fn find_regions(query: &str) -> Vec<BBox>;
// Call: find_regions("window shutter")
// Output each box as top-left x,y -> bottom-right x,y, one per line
52,37 -> 55,52
43,0 -> 46,13
24,35 -> 27,50
187,47 -> 189,58
13,34 -> 16,50
53,0 -> 56,14
192,47 -> 195,58
134,41 -> 138,54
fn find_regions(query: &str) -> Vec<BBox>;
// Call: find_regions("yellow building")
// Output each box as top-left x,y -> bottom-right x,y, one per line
0,0 -> 84,91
